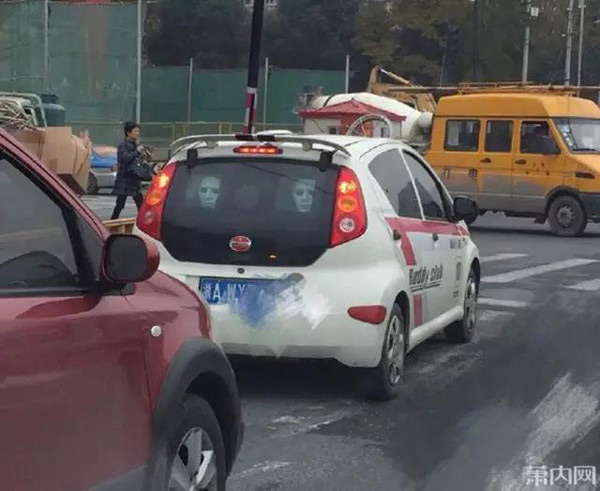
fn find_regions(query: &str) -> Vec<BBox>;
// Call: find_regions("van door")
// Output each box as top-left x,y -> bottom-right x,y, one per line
479,119 -> 515,211
436,119 -> 482,202
512,120 -> 564,213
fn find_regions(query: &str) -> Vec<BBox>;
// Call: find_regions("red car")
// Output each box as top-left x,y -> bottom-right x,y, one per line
0,129 -> 243,491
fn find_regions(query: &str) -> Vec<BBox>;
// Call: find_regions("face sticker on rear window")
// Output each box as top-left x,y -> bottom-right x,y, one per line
292,179 -> 316,213
198,175 -> 222,209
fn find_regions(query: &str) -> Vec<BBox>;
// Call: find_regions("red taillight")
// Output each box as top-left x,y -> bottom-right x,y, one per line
330,167 -> 367,247
136,163 -> 176,240
348,306 -> 387,325
234,145 -> 282,155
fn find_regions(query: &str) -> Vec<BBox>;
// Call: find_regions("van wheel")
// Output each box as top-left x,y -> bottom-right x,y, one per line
361,304 -> 405,401
548,195 -> 587,237
166,395 -> 226,491
445,270 -> 478,344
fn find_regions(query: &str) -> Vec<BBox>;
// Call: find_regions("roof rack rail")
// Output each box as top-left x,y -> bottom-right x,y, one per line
170,133 -> 352,157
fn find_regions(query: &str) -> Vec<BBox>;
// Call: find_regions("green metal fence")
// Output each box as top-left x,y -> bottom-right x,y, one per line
0,1 -> 344,130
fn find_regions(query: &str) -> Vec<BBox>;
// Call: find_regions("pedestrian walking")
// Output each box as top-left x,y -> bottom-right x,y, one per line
111,121 -> 144,220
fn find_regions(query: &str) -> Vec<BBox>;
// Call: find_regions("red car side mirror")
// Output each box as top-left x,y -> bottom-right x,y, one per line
102,234 -> 159,284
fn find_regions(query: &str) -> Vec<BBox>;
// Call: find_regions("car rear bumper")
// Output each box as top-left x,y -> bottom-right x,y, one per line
211,306 -> 385,368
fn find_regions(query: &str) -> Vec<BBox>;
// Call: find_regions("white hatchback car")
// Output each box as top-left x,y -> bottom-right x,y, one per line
136,134 -> 480,400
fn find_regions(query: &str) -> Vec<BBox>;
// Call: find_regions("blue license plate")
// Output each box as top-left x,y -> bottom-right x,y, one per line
199,277 -> 277,305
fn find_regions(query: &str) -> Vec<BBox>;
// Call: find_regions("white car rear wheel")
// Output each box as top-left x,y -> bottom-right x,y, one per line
361,304 -> 405,401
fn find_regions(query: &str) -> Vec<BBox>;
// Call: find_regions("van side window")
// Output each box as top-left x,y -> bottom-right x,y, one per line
369,149 -> 421,219
521,121 -> 558,154
485,121 -> 513,152
445,120 -> 481,152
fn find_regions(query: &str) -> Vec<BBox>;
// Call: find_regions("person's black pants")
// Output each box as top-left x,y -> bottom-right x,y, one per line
111,193 -> 143,220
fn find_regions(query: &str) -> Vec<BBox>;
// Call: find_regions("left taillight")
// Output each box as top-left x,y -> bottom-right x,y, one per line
330,166 -> 367,247
136,163 -> 176,240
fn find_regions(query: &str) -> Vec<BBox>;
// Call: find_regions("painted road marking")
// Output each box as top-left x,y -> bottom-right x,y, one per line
481,253 -> 528,264
478,298 -> 529,308
482,259 -> 598,284
478,310 -> 515,322
566,278 -> 600,292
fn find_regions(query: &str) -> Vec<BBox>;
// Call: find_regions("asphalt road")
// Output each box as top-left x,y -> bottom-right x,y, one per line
227,214 -> 600,491
80,196 -> 600,490
82,193 -> 137,220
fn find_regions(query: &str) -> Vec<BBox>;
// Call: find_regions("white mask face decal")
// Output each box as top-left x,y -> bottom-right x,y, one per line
293,179 -> 316,213
198,176 -> 222,209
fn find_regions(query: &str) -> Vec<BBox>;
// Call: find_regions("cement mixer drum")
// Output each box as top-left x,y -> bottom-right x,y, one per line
346,114 -> 394,138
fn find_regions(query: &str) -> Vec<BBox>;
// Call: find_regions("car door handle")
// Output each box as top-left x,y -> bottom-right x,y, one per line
515,159 -> 527,165
393,229 -> 402,241
480,157 -> 491,163
432,233 -> 439,242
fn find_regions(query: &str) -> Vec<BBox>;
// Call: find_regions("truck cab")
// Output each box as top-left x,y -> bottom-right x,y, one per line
426,91 -> 600,236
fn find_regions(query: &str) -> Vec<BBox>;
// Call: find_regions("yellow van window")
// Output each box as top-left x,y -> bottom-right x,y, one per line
521,121 -> 558,154
445,120 -> 480,152
485,121 -> 513,153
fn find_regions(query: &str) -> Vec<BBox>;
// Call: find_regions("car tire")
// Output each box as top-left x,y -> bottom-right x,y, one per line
548,195 -> 587,237
86,173 -> 99,195
445,269 -> 478,344
362,304 -> 405,401
166,395 -> 227,491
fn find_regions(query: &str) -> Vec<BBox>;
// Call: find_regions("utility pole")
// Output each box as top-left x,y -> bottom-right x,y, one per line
565,0 -> 575,85
43,0 -> 49,91
243,0 -> 265,134
136,0 -> 142,123
263,57 -> 269,127
522,0 -> 532,82
187,57 -> 194,124
345,55 -> 350,93
577,0 -> 585,87
473,0 -> 480,81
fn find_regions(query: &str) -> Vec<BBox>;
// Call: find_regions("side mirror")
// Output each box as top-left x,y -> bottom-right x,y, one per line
453,196 -> 478,223
102,234 -> 159,284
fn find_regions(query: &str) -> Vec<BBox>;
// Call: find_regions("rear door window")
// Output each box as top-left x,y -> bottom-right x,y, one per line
368,149 -> 421,219
485,120 -> 514,152
162,158 -> 338,266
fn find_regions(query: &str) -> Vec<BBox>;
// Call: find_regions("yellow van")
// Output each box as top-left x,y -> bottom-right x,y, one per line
426,91 -> 600,236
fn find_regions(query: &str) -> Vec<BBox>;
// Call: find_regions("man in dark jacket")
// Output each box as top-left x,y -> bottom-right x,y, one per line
111,121 -> 144,220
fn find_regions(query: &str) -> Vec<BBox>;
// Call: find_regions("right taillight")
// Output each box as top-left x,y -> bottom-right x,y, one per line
136,163 -> 176,240
330,166 -> 367,247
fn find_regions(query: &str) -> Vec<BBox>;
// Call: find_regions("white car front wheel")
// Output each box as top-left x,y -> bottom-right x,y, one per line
445,269 -> 478,344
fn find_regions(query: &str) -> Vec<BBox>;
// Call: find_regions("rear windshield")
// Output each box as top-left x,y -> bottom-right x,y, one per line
162,157 -> 338,266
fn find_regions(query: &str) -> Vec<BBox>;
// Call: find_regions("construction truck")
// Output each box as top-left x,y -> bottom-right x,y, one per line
0,92 -> 91,194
